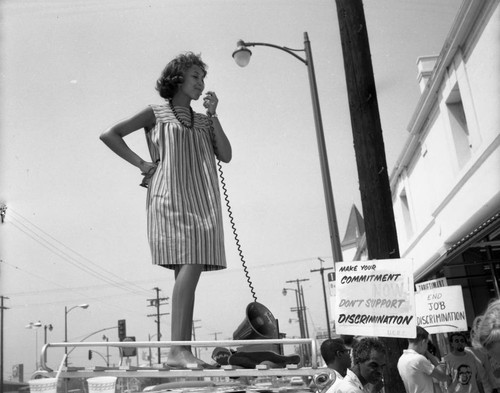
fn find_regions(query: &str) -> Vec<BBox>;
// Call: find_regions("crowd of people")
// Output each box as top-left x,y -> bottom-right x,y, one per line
314,298 -> 500,393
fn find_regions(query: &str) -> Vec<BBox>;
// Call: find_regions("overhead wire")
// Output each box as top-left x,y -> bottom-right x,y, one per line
7,219 -> 148,298
7,207 -> 151,297
1,259 -> 148,316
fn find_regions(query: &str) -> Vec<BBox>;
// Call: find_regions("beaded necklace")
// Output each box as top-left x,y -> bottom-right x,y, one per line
169,99 -> 194,128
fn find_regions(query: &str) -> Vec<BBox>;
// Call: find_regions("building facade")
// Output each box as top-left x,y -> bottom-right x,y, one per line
389,0 -> 499,323
338,0 -> 499,330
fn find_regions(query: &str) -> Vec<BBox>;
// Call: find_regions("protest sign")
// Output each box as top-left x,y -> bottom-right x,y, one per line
415,285 -> 467,334
334,259 -> 415,338
415,277 -> 448,293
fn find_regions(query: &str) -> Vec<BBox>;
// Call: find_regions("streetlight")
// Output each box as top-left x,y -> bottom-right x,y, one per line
232,32 -> 343,264
64,304 -> 89,366
43,324 -> 53,363
102,335 -> 110,367
25,321 -> 42,370
282,288 -> 305,339
43,324 -> 53,345
283,286 -> 310,366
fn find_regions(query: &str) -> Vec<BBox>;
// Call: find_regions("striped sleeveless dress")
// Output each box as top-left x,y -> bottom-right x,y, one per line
144,103 -> 226,271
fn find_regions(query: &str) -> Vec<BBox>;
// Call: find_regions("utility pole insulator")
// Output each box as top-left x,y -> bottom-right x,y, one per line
0,205 -> 6,223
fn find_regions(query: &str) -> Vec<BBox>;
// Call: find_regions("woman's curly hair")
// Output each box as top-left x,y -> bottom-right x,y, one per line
155,52 -> 207,99
478,298 -> 500,351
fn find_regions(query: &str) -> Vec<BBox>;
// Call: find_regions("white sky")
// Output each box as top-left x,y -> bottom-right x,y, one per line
0,0 -> 460,377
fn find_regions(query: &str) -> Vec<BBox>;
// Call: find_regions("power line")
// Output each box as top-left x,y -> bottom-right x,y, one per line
0,260 -> 146,317
8,208 -> 148,293
210,332 -> 222,341
7,207 -> 151,296
8,219 -> 141,294
0,258 -> 101,302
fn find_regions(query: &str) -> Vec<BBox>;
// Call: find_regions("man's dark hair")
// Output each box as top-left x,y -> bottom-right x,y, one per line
409,326 -> 429,344
340,335 -> 355,347
448,332 -> 466,344
320,338 -> 347,364
353,337 -> 386,365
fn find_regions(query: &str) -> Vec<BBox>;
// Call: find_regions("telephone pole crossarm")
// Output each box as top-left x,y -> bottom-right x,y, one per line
147,313 -> 169,318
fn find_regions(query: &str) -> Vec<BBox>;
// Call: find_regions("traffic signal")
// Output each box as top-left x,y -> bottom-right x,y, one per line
88,350 -> 92,360
118,319 -> 126,341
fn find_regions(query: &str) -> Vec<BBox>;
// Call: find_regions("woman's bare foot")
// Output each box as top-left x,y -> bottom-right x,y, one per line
167,347 -> 218,369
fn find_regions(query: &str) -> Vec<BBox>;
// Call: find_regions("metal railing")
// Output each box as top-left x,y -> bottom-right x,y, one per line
40,338 -> 322,379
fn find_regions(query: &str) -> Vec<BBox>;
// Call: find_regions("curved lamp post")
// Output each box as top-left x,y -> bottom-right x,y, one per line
102,335 -> 110,367
232,32 -> 343,264
64,303 -> 89,366
43,324 -> 53,363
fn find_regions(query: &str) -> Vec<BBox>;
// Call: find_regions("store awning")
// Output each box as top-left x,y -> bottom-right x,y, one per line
446,211 -> 500,261
415,211 -> 500,281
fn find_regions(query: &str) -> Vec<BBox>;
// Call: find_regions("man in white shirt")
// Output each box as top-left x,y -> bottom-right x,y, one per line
397,326 -> 450,393
316,338 -> 352,392
334,337 -> 386,393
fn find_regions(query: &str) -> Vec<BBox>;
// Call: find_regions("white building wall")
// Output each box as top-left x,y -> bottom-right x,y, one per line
391,0 -> 500,278
464,5 -> 500,142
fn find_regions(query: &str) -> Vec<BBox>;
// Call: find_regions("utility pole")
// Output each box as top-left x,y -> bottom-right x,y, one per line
210,332 -> 222,341
192,320 -> 201,358
1,296 -> 9,393
1,210 -> 8,393
286,279 -> 310,337
334,1 -> 404,391
286,279 -> 310,365
311,258 -> 333,339
147,287 -> 169,364
299,284 -> 309,339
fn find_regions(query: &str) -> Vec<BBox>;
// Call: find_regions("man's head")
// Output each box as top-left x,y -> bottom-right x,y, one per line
449,332 -> 467,354
352,337 -> 387,386
408,326 -> 430,354
320,338 -> 352,373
